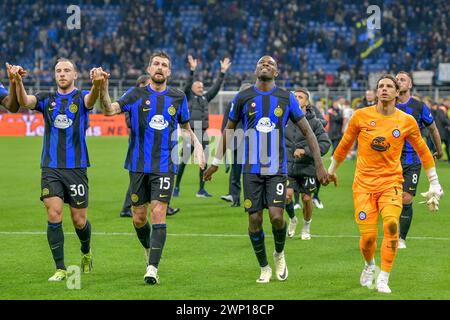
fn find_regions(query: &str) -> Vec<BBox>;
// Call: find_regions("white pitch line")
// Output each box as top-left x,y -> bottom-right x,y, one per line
0,231 -> 449,241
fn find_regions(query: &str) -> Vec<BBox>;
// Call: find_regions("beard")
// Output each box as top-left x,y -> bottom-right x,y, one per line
151,73 -> 167,84
57,80 -> 73,90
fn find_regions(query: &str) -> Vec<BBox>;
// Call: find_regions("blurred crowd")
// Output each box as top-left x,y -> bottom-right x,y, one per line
0,0 -> 449,89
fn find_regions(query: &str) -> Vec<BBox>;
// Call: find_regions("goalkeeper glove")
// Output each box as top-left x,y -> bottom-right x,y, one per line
419,183 -> 443,213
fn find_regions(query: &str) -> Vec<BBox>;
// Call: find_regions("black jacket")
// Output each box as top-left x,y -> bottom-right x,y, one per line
285,106 -> 331,177
327,106 -> 343,140
185,70 -> 225,130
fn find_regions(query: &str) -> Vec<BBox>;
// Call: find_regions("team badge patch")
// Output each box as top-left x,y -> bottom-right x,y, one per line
51,102 -> 56,107
370,121 -> 376,126
358,211 -> 366,220
145,100 -> 150,105
42,188 -> 49,196
69,103 -> 78,113
251,102 -> 256,108
168,105 -> 176,116
392,129 -> 401,138
244,199 -> 252,209
274,106 -> 283,117
131,194 -> 139,203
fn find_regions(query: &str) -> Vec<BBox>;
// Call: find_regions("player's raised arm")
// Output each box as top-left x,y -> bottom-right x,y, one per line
84,67 -> 106,109
1,63 -> 23,112
13,66 -> 38,109
98,71 -> 121,116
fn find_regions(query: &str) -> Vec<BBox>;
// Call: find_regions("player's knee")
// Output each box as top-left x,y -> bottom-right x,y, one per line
73,217 -> 86,229
302,193 -> 311,202
151,205 -> 166,217
402,192 -> 413,205
132,207 -> 147,226
383,216 -> 399,236
361,233 -> 377,246
269,214 -> 284,228
47,207 -> 63,221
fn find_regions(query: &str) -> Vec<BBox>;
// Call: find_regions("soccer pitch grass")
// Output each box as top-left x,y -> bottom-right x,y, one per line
0,137 -> 449,300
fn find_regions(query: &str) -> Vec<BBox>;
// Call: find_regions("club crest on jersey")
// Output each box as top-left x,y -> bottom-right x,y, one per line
370,136 -> 390,152
255,117 -> 276,133
69,102 -> 78,113
149,115 -> 169,130
54,114 -> 73,129
358,211 -> 366,220
168,105 -> 176,116
392,129 -> 401,138
274,106 -> 283,117
42,188 -> 49,196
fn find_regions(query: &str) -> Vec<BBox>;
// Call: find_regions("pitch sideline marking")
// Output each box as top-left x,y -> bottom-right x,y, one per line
0,231 -> 448,241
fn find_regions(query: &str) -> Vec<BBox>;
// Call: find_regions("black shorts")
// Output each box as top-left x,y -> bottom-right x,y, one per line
243,174 -> 287,213
129,172 -> 174,206
41,168 -> 89,209
402,163 -> 421,196
287,175 -> 317,195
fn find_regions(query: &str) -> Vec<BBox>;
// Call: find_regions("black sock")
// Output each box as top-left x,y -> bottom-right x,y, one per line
272,222 -> 287,254
399,204 -> 413,240
249,229 -> 268,267
199,167 -> 206,190
75,220 -> 91,254
176,163 -> 186,188
285,201 -> 296,219
47,222 -> 65,270
134,222 -> 150,249
149,224 -> 167,268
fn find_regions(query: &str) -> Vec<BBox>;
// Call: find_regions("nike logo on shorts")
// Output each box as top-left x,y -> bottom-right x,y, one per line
273,200 -> 284,204
77,201 -> 85,205
159,194 -> 169,198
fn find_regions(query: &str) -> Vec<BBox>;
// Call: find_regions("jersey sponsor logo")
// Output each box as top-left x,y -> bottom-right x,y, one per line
149,115 -> 169,130
370,136 -> 390,152
392,129 -> 401,138
168,106 -> 176,116
255,117 -> 276,133
274,106 -> 283,117
69,102 -> 78,113
358,211 -> 367,220
244,199 -> 252,209
131,193 -> 139,203
54,114 -> 73,129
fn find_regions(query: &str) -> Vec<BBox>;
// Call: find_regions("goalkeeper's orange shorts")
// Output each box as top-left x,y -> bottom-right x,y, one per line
353,185 -> 403,225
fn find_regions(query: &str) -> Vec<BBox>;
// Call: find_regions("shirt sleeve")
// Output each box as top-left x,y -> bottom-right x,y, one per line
32,92 -> 46,113
81,90 -> 93,111
405,116 -> 435,170
116,87 -> 136,113
288,92 -> 304,123
178,95 -> 190,124
420,104 -> 434,127
228,92 -> 243,123
333,111 -> 359,162
0,82 -> 7,103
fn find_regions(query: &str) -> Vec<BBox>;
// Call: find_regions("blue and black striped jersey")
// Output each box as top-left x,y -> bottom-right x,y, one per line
0,82 -> 7,103
33,89 -> 91,169
117,85 -> 190,174
228,85 -> 304,175
396,97 -> 434,165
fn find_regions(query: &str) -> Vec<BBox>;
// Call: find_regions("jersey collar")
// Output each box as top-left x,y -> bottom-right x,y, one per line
56,88 -> 78,98
146,84 -> 169,95
396,96 -> 413,107
253,85 -> 277,95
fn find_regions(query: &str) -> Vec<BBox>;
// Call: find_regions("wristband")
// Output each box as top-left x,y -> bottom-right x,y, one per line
212,157 -> 221,167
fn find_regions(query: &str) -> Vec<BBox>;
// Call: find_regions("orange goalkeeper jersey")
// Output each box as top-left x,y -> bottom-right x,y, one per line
334,105 -> 435,193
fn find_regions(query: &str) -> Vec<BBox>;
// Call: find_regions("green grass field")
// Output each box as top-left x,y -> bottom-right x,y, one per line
0,137 -> 449,300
